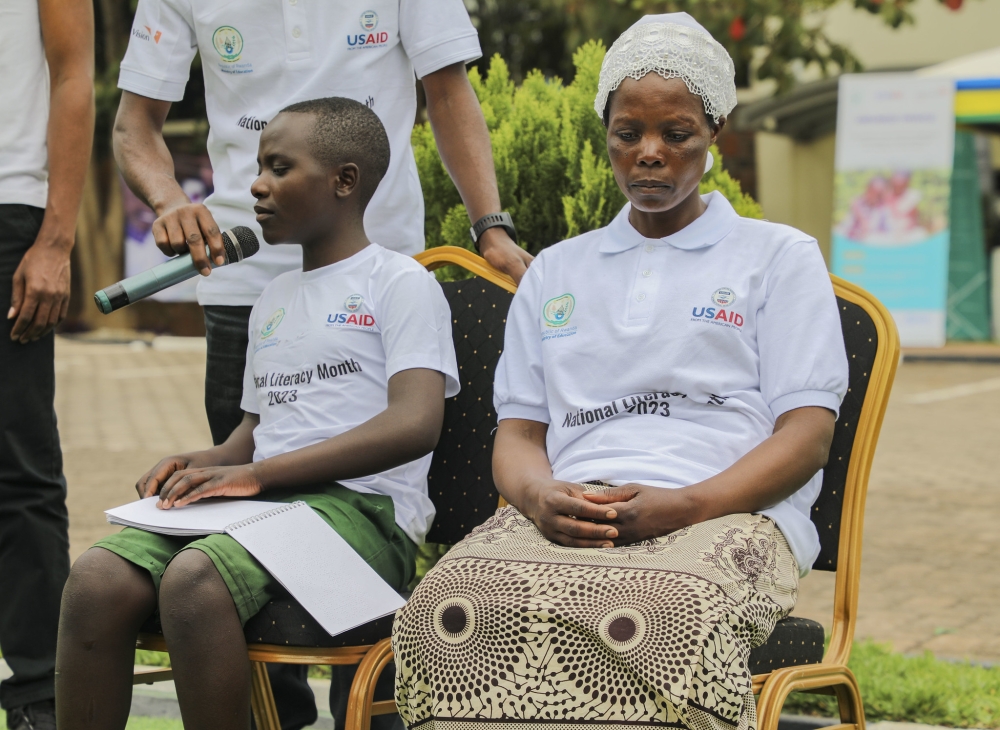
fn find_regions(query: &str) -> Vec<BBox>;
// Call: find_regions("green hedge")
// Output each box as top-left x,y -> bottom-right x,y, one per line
413,41 -> 761,260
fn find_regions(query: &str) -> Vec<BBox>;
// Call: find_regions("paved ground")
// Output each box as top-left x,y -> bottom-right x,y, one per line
55,336 -> 1000,664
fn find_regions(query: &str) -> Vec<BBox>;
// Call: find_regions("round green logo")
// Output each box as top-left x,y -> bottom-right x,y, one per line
212,26 -> 243,62
543,294 -> 575,327
260,308 -> 285,339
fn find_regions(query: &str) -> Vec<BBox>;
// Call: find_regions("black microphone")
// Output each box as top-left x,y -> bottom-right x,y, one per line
94,226 -> 260,314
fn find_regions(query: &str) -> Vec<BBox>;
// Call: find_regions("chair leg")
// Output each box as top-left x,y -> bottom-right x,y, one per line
345,638 -> 396,730
756,665 -> 865,730
250,660 -> 283,730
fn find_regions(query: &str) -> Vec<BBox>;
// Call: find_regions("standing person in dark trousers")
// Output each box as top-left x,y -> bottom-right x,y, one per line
111,1 -> 530,728
0,0 -> 95,728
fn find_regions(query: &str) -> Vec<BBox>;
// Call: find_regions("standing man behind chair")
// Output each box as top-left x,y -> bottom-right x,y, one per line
111,1 -> 529,728
0,0 -> 94,728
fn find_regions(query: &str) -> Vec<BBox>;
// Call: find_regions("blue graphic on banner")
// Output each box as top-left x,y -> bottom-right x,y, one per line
831,231 -> 949,310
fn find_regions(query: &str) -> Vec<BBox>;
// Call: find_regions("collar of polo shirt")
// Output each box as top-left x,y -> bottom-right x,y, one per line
599,191 -> 740,254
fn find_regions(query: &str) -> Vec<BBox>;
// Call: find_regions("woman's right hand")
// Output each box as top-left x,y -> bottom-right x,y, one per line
135,454 -> 202,499
520,479 -> 620,548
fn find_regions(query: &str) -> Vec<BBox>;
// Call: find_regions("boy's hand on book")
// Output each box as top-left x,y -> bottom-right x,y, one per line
156,464 -> 263,510
136,455 -> 198,499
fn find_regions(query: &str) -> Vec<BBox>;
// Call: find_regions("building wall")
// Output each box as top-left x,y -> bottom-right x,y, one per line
821,0 -> 1000,72
754,132 -> 837,263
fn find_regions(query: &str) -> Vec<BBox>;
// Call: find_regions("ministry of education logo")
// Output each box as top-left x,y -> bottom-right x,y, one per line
543,294 -> 575,328
345,294 -> 364,312
260,308 -> 285,339
712,287 -> 736,307
359,10 -> 378,30
212,26 -> 243,62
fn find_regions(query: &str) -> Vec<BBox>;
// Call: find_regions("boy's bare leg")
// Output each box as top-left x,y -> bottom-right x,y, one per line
159,549 -> 251,730
56,548 -> 157,729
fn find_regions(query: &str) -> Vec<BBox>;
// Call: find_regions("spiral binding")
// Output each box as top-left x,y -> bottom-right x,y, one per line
225,501 -> 306,531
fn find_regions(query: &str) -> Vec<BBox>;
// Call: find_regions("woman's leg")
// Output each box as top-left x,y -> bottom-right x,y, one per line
158,549 -> 251,730
55,547 -> 158,730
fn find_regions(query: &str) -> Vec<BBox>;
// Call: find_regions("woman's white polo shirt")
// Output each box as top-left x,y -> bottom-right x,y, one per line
494,192 -> 849,572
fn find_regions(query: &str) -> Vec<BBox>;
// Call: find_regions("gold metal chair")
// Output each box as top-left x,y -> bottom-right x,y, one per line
753,274 -> 900,730
337,262 -> 900,730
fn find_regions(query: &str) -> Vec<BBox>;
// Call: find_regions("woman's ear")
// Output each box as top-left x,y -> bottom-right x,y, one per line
334,162 -> 361,199
711,116 -> 727,144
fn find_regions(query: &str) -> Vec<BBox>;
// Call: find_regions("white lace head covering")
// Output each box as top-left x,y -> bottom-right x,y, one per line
595,13 -> 737,124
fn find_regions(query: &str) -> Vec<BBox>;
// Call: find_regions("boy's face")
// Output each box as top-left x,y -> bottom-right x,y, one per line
251,112 -> 340,245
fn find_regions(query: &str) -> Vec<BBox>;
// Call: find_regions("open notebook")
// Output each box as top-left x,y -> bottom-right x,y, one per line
106,498 -> 406,635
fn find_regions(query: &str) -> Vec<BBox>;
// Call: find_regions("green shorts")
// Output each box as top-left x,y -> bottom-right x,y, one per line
95,484 -> 417,626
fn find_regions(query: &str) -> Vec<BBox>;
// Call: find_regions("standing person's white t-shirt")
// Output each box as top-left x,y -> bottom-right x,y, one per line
118,0 -> 481,306
240,244 -> 460,544
0,0 -> 50,208
494,193 -> 849,574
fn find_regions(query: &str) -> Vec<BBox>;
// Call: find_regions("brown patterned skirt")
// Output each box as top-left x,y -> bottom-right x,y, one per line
393,487 -> 799,730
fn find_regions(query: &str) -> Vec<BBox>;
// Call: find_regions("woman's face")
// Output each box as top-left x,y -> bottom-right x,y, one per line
606,74 -> 719,216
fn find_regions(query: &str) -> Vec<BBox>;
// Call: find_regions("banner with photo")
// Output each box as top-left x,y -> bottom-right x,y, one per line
122,154 -> 214,303
832,74 -> 955,347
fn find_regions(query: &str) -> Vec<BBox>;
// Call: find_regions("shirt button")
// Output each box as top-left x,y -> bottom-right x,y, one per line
644,244 -> 655,253
292,26 -> 302,38
636,293 -> 646,302
642,269 -> 652,277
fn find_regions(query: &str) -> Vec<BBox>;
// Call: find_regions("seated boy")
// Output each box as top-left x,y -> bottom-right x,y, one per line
55,98 -> 459,730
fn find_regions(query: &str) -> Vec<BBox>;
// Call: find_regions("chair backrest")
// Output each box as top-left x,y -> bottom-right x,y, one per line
810,279 -> 899,572
414,248 -> 516,545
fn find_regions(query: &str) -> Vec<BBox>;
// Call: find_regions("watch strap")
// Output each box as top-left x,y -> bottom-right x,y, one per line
470,212 -> 517,252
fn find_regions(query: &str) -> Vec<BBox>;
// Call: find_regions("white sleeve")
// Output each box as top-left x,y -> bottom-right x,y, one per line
377,266 -> 460,397
399,0 -> 482,79
240,308 -> 260,415
493,261 -> 550,424
758,240 -> 848,419
118,0 -> 197,101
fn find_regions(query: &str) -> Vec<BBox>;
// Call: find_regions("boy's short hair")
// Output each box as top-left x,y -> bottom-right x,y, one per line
279,97 -> 391,207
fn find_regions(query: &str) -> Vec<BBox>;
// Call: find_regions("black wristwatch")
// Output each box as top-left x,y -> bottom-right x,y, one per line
470,212 -> 517,252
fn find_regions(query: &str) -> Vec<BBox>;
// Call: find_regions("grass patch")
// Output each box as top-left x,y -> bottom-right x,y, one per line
135,649 -> 171,667
783,640 -> 1000,728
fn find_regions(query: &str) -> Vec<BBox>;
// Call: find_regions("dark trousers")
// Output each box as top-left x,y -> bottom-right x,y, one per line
204,306 -> 401,730
0,205 -> 71,710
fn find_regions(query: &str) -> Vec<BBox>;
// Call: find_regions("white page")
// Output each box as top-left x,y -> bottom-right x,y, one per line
106,497 -> 278,536
225,502 -> 407,636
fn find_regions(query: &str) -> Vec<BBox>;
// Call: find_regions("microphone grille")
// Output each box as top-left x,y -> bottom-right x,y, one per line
221,226 -> 261,264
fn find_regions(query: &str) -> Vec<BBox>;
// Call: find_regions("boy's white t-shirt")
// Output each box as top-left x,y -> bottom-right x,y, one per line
241,244 -> 460,544
494,193 -> 849,574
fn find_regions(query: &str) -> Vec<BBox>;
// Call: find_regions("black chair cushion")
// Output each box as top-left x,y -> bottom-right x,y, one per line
809,296 -> 879,571
425,278 -> 513,546
140,599 -> 394,648
242,599 -> 394,648
748,616 -> 825,675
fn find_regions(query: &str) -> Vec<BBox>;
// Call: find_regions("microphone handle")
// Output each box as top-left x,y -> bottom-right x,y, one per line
94,250 -> 207,314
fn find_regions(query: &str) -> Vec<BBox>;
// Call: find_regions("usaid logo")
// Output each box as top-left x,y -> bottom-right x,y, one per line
692,288 -> 743,328
712,287 -> 736,307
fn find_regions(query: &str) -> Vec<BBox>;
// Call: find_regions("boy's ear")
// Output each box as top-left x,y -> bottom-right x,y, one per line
333,163 -> 361,199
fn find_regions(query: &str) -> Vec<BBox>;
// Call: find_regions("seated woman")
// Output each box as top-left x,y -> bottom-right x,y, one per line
393,14 -> 848,730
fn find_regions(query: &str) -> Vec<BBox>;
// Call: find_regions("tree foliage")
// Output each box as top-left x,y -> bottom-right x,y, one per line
467,0 -> 974,92
414,42 -> 761,261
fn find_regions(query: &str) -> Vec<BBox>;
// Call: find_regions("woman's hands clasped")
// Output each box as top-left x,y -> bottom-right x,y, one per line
520,480 -> 700,548
135,454 -> 263,509
519,479 -> 621,548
